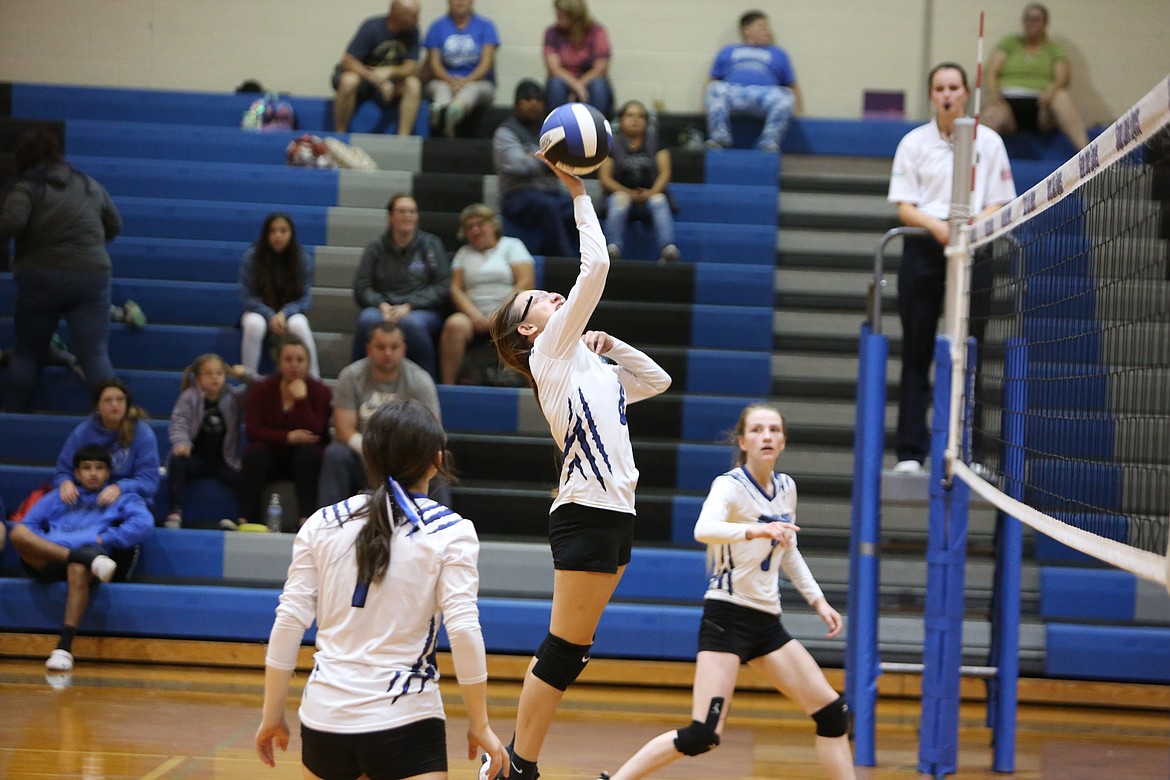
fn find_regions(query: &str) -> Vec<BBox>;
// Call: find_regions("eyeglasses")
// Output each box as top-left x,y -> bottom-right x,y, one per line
519,291 -> 550,323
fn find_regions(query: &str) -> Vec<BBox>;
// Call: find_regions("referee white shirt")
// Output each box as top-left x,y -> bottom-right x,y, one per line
531,195 -> 672,516
888,119 -> 1016,219
694,468 -> 825,616
265,493 -> 488,733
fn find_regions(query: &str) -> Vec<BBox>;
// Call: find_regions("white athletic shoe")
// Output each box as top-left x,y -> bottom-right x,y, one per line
45,672 -> 73,690
46,649 -> 74,672
90,555 -> 117,583
893,459 -> 924,473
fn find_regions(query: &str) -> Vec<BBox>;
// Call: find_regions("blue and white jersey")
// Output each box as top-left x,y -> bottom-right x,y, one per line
530,196 -> 672,515
267,492 -> 485,733
694,468 -> 823,615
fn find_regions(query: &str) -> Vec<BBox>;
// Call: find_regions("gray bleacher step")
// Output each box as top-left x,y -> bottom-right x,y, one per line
346,134 -> 423,173
774,309 -> 901,340
326,206 -> 387,248
773,351 -> 902,384
756,398 -> 895,429
781,155 -> 893,187
776,267 -> 889,297
778,228 -> 899,258
337,169 -> 413,209
778,192 -> 899,232
314,245 -> 364,287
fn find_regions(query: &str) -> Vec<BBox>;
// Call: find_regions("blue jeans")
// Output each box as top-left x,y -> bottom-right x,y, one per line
705,82 -> 796,150
546,76 -> 613,117
500,188 -> 577,258
352,307 -> 444,379
604,192 -> 676,255
4,267 -> 115,411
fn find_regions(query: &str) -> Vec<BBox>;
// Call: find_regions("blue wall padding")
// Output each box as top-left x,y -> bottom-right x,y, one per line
675,444 -> 734,491
704,149 -> 779,186
65,120 -> 298,165
15,84 -> 261,126
682,395 -> 764,441
685,349 -> 771,395
438,386 -> 520,432
693,264 -> 773,307
672,184 -> 777,226
1039,567 -> 1135,620
109,237 -> 249,283
691,305 -> 773,350
614,548 -> 708,601
1045,623 -> 1170,683
71,156 -> 340,206
113,196 -> 329,244
137,530 -> 226,579
671,495 -> 707,544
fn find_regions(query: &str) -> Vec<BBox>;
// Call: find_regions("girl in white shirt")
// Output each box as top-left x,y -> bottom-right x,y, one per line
601,403 -> 855,780
487,157 -> 671,779
254,398 -> 507,780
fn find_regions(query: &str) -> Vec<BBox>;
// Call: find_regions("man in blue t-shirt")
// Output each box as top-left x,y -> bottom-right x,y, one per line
332,0 -> 423,134
705,10 -> 804,152
422,0 -> 500,137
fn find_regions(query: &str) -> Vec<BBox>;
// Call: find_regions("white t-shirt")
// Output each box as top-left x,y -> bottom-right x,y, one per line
530,196 -> 672,515
452,235 -> 534,315
888,119 -> 1016,220
265,493 -> 486,733
694,468 -> 824,616
334,356 -> 441,430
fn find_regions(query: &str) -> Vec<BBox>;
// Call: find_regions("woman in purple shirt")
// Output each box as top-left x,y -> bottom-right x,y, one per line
542,0 -> 613,116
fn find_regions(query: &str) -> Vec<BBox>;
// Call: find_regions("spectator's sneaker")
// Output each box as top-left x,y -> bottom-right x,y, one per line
122,299 -> 147,329
90,555 -> 117,583
893,459 -> 924,473
607,243 -> 621,260
219,518 -> 240,531
443,103 -> 465,138
46,649 -> 74,672
757,141 -> 780,153
704,138 -> 730,150
598,773 -> 611,780
658,244 -> 680,264
164,512 -> 182,529
45,672 -> 73,690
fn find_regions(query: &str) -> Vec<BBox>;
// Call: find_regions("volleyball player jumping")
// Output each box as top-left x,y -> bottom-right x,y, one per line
600,403 -> 855,780
255,399 -> 507,780
488,156 -> 672,778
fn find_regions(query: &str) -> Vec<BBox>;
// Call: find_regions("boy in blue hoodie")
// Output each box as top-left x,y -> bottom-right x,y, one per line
9,444 -> 154,672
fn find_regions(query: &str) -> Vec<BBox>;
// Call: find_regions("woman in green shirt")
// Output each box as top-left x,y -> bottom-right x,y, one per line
982,3 -> 1089,150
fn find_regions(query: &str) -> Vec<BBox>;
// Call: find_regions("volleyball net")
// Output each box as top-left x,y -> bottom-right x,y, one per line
956,74 -> 1170,588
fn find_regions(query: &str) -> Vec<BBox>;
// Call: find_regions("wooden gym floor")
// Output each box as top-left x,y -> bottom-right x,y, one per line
0,645 -> 1167,780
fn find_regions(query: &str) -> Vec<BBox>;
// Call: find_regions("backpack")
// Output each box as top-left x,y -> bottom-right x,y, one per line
242,92 -> 297,132
9,483 -> 52,522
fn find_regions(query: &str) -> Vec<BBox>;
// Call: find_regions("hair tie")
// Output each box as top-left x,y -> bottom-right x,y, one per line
387,475 -> 422,527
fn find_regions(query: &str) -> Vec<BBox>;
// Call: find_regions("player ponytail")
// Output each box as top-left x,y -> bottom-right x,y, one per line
354,399 -> 453,585
489,291 -> 540,405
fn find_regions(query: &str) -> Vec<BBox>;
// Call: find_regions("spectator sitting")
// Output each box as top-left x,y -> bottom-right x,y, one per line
492,79 -> 577,259
439,204 -> 535,385
705,10 -> 803,153
0,129 -> 121,412
332,0 -> 423,135
982,3 -> 1090,150
598,100 -> 680,263
55,378 -> 159,508
238,336 -> 331,531
352,193 -> 451,380
423,0 -> 500,138
9,444 -> 154,673
542,0 -> 613,117
239,213 -> 319,378
165,354 -> 256,530
318,322 -> 441,508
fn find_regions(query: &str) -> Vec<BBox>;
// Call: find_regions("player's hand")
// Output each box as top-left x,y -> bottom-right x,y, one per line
468,723 -> 508,777
814,598 -> 844,638
746,520 -> 800,548
535,152 -> 587,199
583,330 -> 613,355
255,716 -> 290,767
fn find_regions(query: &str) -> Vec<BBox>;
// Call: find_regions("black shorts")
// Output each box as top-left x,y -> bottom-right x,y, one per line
301,718 -> 447,780
548,503 -> 634,573
1005,96 -> 1041,133
697,599 -> 793,663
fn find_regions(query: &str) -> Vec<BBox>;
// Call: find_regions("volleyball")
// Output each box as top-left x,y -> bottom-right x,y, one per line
539,102 -> 612,175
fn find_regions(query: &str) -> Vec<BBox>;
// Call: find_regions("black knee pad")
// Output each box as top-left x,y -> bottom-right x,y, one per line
673,720 -> 720,756
531,633 -> 592,692
812,695 -> 849,738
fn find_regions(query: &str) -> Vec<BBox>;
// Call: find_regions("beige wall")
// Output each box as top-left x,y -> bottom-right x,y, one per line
1,0 -> 1166,125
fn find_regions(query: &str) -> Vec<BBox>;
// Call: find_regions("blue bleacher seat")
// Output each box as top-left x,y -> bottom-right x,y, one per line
1045,622 -> 1170,683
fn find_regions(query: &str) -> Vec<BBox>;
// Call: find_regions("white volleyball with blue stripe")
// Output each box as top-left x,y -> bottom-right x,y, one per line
539,102 -> 613,175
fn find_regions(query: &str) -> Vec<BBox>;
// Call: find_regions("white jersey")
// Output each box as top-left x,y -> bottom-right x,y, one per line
694,468 -> 824,616
532,195 -> 672,515
265,493 -> 486,734
888,119 -> 1016,220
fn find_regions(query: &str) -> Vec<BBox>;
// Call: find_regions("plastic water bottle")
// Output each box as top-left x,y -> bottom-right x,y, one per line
266,492 -> 283,534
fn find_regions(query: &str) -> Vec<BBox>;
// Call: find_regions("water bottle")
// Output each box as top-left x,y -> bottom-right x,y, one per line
266,492 -> 283,534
